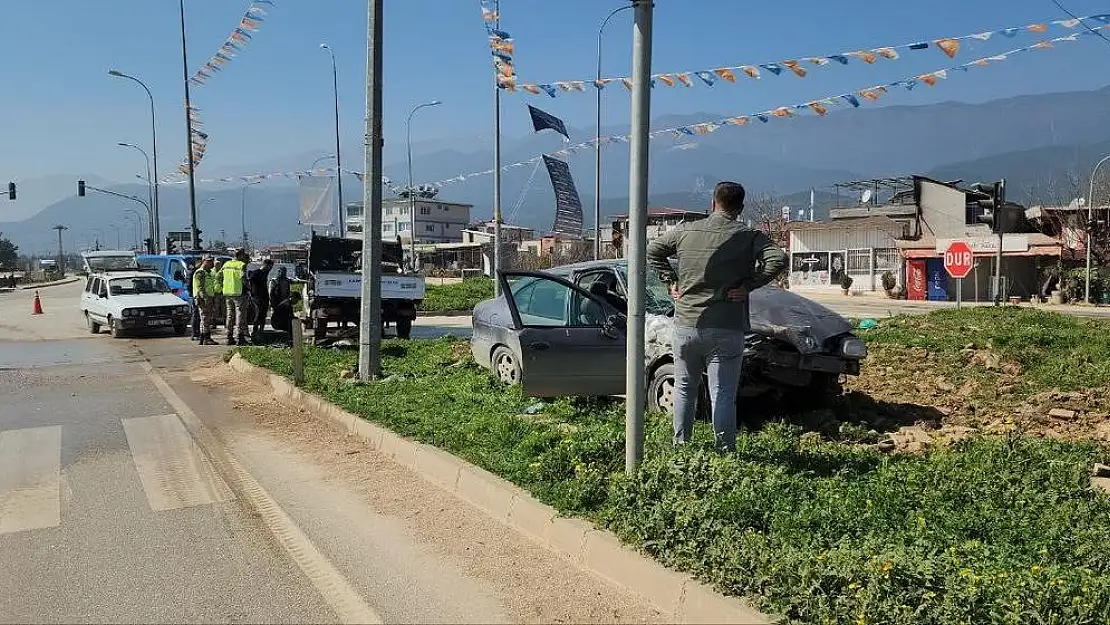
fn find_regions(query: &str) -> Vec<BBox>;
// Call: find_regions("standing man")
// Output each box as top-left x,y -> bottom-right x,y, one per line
249,259 -> 274,343
191,256 -> 218,345
646,181 -> 788,452
269,266 -> 295,335
184,258 -> 200,341
218,250 -> 250,345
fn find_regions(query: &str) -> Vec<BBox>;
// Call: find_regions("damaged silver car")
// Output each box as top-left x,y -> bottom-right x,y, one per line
470,260 -> 867,411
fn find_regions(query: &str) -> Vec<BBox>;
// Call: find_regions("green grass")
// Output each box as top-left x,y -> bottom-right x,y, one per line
240,328 -> 1110,625
860,307 -> 1110,394
419,277 -> 493,314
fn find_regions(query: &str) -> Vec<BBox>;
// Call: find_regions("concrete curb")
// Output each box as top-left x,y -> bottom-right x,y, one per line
228,353 -> 776,625
19,277 -> 81,290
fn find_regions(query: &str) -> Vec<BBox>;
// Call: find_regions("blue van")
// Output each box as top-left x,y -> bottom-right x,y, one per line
136,254 -> 193,303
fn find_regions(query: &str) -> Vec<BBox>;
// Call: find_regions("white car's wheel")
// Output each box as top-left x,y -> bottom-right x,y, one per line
648,363 -> 675,413
492,346 -> 521,386
86,312 -> 101,335
108,316 -> 124,339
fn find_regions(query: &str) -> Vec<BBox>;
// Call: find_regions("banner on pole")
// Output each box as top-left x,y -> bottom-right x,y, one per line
542,155 -> 583,237
528,105 -> 570,140
298,175 -> 336,228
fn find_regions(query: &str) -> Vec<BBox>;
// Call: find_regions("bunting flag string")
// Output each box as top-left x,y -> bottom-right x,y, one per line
500,13 -> 1110,96
427,25 -> 1110,187
161,167 -> 401,194
479,0 -> 517,89
170,0 -> 275,180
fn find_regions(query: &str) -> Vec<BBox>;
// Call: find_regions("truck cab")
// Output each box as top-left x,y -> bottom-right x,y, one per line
136,254 -> 193,303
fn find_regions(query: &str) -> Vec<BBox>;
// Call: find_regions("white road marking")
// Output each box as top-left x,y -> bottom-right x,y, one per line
122,414 -> 234,512
0,426 -> 62,535
143,364 -> 382,624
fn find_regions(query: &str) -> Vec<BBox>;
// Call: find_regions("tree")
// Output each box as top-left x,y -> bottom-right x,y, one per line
0,233 -> 18,269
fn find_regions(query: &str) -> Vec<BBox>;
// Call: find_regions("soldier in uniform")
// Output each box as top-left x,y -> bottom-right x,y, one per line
192,256 -> 219,345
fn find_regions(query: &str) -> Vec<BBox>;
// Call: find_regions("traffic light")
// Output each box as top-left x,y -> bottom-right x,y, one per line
77,180 -> 86,197
143,238 -> 154,254
7,182 -> 15,200
969,180 -> 1022,234
195,230 -> 202,250
166,236 -> 177,254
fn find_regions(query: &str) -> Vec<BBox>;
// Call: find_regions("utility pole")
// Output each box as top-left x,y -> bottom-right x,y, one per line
625,0 -> 653,474
179,0 -> 200,250
53,225 -> 68,276
358,0 -> 384,381
1085,155 -> 1110,304
491,0 -> 503,297
993,179 -> 1006,307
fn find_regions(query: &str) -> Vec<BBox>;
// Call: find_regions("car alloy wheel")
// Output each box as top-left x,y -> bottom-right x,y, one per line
648,362 -> 676,414
492,346 -> 521,386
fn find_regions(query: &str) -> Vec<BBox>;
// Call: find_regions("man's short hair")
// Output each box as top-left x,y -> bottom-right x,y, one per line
713,181 -> 746,215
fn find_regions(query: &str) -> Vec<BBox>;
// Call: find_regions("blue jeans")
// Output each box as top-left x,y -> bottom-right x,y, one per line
672,326 -> 746,452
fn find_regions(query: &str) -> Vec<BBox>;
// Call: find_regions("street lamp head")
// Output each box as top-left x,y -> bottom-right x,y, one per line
108,69 -> 124,77
319,43 -> 330,50
429,100 -> 442,106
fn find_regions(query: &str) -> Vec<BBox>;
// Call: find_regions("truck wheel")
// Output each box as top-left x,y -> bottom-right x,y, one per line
396,318 -> 413,340
313,320 -> 327,342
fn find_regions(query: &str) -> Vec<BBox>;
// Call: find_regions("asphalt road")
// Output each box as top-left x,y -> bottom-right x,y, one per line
0,281 -> 662,624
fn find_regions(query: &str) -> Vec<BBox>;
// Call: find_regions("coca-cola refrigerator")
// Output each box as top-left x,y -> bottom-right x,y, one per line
907,259 -> 927,301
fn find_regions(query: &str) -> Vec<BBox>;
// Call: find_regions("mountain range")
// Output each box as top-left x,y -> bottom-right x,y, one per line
6,84 -> 1110,254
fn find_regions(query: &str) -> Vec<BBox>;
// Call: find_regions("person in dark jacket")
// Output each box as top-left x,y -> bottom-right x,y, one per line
248,259 -> 273,343
647,181 -> 788,452
184,258 -> 200,340
269,266 -> 295,335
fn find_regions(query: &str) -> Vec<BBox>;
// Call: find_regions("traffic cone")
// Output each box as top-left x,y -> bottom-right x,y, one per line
32,291 -> 43,315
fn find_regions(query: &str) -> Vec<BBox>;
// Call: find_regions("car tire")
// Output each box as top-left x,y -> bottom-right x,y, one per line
108,316 -> 124,339
86,313 -> 101,335
313,319 -> 327,343
396,318 -> 413,340
648,363 -> 676,414
648,362 -> 712,420
492,345 -> 522,386
173,324 -> 187,336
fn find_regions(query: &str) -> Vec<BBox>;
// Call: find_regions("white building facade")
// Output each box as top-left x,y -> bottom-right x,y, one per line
345,198 -> 473,244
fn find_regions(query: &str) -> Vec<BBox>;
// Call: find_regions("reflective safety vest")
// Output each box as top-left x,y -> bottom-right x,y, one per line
221,259 -> 247,297
192,268 -> 216,299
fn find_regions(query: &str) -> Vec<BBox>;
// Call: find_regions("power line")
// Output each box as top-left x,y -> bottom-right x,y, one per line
1049,0 -> 1110,49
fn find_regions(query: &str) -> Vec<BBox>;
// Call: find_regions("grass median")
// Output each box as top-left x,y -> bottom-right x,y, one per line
239,308 -> 1110,624
419,277 -> 493,314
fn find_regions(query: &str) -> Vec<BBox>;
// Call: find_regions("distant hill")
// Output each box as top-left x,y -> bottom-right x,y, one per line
11,84 -> 1110,251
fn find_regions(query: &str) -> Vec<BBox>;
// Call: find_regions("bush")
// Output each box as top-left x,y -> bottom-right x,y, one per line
881,271 -> 897,292
241,338 -> 1110,624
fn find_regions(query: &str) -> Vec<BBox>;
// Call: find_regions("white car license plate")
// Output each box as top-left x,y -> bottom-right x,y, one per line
149,318 -> 172,327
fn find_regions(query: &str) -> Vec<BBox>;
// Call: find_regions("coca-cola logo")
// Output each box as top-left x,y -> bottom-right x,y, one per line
910,265 -> 925,292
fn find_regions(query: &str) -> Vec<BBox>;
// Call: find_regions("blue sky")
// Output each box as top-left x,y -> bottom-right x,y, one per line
3,0 -> 1110,187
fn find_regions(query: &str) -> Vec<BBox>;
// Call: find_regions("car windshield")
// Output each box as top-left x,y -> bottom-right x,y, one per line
616,268 -> 674,316
109,276 -> 171,295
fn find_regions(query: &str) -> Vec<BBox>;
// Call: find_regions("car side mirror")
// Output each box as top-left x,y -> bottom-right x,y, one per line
601,314 -> 623,340
173,271 -> 185,282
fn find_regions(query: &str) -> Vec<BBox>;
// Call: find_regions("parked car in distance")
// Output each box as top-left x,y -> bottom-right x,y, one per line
470,260 -> 868,411
81,271 -> 191,338
81,250 -> 138,275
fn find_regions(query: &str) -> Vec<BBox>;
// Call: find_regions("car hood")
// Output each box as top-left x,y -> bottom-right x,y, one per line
113,293 -> 187,307
749,287 -> 853,344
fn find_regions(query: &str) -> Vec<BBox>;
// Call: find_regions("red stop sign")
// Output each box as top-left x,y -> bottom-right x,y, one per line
944,241 -> 974,279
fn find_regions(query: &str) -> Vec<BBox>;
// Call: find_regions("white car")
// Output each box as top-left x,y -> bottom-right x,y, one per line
81,271 -> 191,338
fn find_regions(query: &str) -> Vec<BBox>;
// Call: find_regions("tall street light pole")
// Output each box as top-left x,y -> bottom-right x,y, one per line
625,0 -> 653,475
1086,154 -> 1110,304
241,180 -> 261,252
594,4 -> 633,260
320,43 -> 346,236
358,0 -> 385,382
179,0 -> 200,251
406,100 -> 442,268
118,142 -> 155,246
109,70 -> 161,252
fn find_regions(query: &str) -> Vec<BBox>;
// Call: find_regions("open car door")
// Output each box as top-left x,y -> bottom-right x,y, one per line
498,271 -> 626,398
